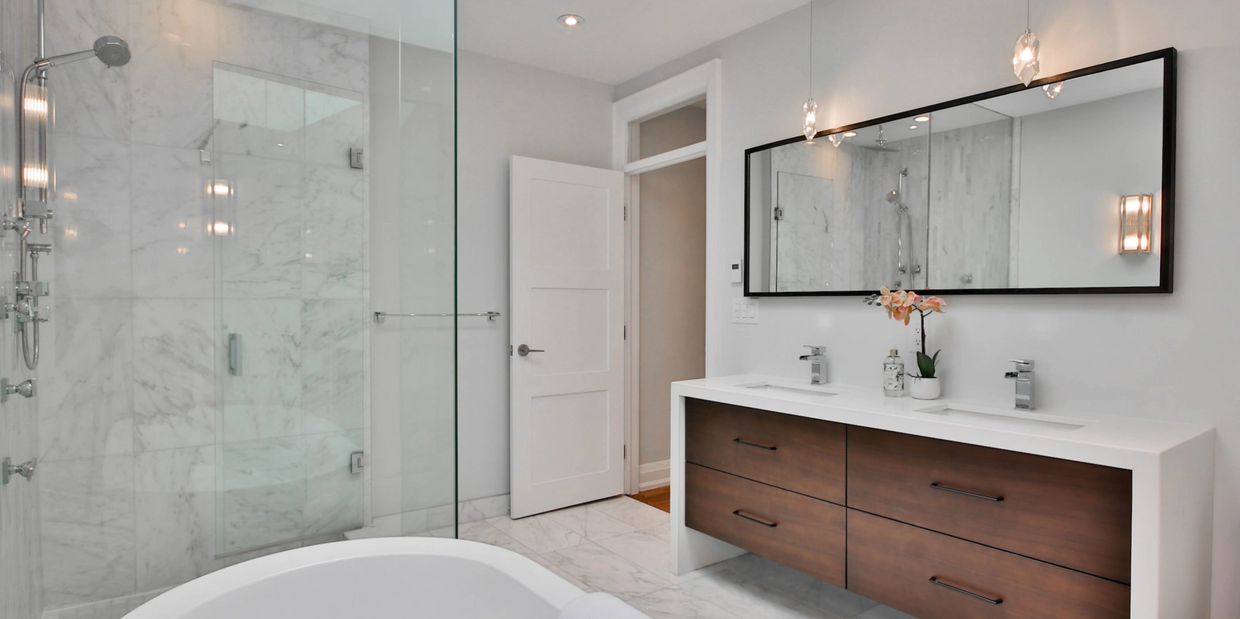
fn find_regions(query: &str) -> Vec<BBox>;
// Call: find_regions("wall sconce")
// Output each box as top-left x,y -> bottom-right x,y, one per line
1119,194 -> 1153,254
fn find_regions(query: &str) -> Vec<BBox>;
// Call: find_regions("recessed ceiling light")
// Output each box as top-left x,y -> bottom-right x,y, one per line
843,131 -> 857,138
559,14 -> 583,27
915,115 -> 931,123
909,125 -> 919,130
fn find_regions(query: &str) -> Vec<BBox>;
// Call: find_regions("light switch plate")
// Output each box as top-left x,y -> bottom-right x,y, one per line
732,298 -> 759,324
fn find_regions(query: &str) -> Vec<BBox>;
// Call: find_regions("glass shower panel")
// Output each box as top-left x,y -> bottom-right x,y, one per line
212,65 -> 366,554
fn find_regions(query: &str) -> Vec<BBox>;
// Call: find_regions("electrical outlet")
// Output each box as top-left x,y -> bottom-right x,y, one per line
732,298 -> 759,324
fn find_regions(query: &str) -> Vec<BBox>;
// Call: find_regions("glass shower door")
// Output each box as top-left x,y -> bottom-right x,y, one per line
212,64 -> 367,555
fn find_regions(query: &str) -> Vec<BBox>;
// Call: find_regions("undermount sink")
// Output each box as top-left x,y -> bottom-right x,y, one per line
912,404 -> 1089,432
740,382 -> 838,399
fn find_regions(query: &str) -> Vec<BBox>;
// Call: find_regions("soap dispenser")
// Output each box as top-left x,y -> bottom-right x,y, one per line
883,348 -> 905,397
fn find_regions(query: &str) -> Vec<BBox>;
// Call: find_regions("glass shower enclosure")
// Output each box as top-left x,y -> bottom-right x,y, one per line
0,0 -> 458,616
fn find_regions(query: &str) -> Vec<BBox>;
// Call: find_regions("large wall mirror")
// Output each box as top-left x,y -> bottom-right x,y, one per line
745,48 -> 1176,296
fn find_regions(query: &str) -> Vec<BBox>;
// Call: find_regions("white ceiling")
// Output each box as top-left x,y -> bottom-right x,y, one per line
457,0 -> 811,85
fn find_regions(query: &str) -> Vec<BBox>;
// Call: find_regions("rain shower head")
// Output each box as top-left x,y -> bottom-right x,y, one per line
41,36 -> 131,69
860,124 -> 899,152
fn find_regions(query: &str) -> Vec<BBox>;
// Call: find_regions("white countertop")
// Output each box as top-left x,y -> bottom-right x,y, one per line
672,374 -> 1213,470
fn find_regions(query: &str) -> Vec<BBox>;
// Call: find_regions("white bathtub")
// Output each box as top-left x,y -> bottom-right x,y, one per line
123,538 -> 587,619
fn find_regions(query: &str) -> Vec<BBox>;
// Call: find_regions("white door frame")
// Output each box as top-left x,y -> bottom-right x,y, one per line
613,59 -> 722,495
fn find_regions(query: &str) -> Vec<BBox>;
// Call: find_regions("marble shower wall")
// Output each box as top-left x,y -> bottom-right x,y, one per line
0,2 -> 45,618
35,0 -> 372,615
928,119 -> 1014,289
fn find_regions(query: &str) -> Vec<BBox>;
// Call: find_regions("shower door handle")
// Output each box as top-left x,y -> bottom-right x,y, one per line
229,333 -> 242,376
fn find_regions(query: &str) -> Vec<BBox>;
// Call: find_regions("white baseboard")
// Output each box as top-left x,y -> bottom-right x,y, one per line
638,459 -> 670,492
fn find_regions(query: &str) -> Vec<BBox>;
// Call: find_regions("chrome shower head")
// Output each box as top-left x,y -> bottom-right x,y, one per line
93,36 -> 131,67
886,190 -> 909,212
41,35 -> 131,68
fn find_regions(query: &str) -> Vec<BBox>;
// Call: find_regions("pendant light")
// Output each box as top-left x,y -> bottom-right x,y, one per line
802,0 -> 818,143
1012,0 -> 1040,86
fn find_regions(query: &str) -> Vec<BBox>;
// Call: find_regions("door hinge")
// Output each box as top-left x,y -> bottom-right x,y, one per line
624,205 -> 627,221
624,325 -> 627,340
624,445 -> 627,459
774,206 -> 784,221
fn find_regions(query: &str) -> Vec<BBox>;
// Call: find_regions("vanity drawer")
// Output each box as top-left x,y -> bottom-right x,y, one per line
685,398 -> 846,504
685,463 -> 846,587
848,510 -> 1130,619
848,427 -> 1132,583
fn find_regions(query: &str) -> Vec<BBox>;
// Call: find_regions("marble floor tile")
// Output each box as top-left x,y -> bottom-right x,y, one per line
720,553 -> 878,618
530,554 -> 594,593
541,542 -> 671,600
678,569 -> 845,619
854,605 -> 919,619
628,586 -> 742,619
588,496 -> 670,531
486,513 -> 587,555
594,530 -> 679,581
543,503 -> 638,542
458,521 -> 538,558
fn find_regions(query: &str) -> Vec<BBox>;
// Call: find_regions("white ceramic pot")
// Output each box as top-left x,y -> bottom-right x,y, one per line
909,377 -> 941,400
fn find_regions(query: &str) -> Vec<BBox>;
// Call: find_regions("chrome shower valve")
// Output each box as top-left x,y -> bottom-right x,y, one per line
1,378 -> 36,402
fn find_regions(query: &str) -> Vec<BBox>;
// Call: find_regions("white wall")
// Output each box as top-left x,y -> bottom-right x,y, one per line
456,52 -> 615,501
617,1 -> 1240,616
1018,88 -> 1163,287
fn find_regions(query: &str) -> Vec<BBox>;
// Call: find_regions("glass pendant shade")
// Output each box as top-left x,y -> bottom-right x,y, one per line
1013,28 -> 1040,86
803,98 -> 818,143
827,133 -> 843,148
1043,80 -> 1065,99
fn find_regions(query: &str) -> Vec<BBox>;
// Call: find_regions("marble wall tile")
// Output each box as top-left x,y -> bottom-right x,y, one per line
126,0 -> 219,148
219,437 -> 305,553
304,90 -> 363,167
302,163 -> 365,299
132,299 -> 215,451
50,135 -> 132,299
40,455 -> 137,608
458,494 -> 510,523
39,298 -> 134,462
44,0 -> 132,140
212,67 -> 305,162
134,446 -> 215,591
217,155 -> 303,299
218,299 -> 302,442
302,430 -> 363,536
298,22 -> 369,92
216,4 -> 301,79
301,299 -> 363,433
130,144 -> 214,298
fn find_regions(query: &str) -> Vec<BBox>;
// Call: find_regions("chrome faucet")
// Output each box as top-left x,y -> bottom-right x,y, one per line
800,346 -> 827,385
1004,359 -> 1035,410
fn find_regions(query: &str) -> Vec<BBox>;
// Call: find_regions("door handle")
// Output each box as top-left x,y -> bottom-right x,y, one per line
517,344 -> 545,357
229,333 -> 242,376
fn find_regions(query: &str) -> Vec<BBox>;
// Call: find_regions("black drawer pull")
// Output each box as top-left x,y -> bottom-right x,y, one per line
733,438 -> 777,451
929,577 -> 1003,605
930,482 -> 1004,502
732,510 -> 777,528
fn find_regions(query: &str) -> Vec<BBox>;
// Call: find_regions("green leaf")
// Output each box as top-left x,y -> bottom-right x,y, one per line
916,350 -> 940,378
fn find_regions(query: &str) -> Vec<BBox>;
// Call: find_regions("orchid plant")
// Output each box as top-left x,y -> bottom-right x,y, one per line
864,287 -> 947,379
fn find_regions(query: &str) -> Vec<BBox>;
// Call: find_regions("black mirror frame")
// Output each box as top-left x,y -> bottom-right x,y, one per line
743,47 -> 1177,298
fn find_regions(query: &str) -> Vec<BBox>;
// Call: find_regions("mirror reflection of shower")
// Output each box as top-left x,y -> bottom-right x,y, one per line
11,0 -> 132,370
886,168 -> 917,288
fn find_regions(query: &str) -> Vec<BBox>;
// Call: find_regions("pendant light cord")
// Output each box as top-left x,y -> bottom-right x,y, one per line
1026,0 -> 1031,31
808,0 -> 813,98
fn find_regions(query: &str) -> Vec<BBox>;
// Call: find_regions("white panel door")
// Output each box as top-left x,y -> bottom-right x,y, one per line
510,156 -> 626,519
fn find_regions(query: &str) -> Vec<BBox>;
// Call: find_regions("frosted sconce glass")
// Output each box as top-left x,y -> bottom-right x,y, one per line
1119,194 -> 1153,254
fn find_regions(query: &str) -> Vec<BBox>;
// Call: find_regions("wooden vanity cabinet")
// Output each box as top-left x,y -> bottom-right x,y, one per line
682,398 -> 1134,619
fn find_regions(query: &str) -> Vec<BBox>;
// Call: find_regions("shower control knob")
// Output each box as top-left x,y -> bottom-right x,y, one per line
1,457 -> 36,484
1,378 -> 36,402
